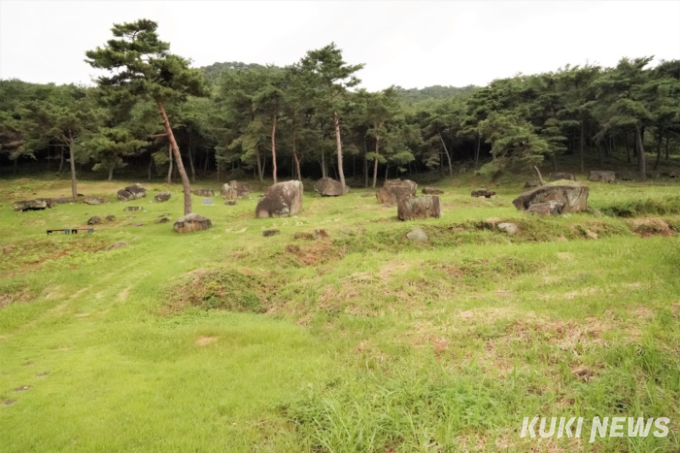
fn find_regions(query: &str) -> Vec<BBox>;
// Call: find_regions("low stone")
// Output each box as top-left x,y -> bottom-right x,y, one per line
497,222 -> 518,235
550,172 -> 575,181
87,216 -> 101,225
124,183 -> 147,199
221,180 -> 252,199
154,217 -> 170,224
52,197 -> 71,205
397,196 -> 442,221
255,180 -> 303,218
526,201 -> 564,216
512,182 -> 589,213
376,179 -> 417,205
105,215 -> 116,222
588,171 -> 615,183
154,192 -> 171,202
117,190 -> 134,201
108,241 -> 128,250
406,228 -> 428,242
13,198 -> 55,211
422,187 -> 444,195
84,197 -> 107,205
471,188 -> 496,198
126,223 -> 144,227
225,200 -> 237,206
124,206 -> 142,211
192,188 -> 214,197
314,177 -> 348,196
173,213 -> 212,233
263,229 -> 280,237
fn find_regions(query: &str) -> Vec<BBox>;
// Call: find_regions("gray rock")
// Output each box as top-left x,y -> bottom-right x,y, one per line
126,223 -> 145,227
52,197 -> 71,205
397,196 -> 442,221
124,206 -> 142,211
84,197 -> 107,205
225,200 -> 237,206
263,229 -> 280,237
192,188 -> 215,197
588,171 -> 615,183
314,177 -> 348,196
376,179 -> 417,205
154,192 -> 171,202
422,187 -> 444,195
527,201 -> 564,216
406,228 -> 428,242
255,180 -> 303,218
471,188 -> 496,198
497,222 -> 518,235
512,182 -> 589,213
87,216 -> 101,225
117,190 -> 134,201
173,213 -> 212,233
105,215 -> 116,222
155,217 -> 170,224
124,183 -> 147,199
13,198 -> 55,211
221,180 -> 252,199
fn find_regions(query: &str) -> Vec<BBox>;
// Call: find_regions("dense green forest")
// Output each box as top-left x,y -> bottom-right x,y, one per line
1,19 -> 679,190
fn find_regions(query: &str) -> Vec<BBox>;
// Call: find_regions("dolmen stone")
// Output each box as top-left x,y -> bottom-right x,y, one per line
527,201 -> 564,216
87,216 -> 101,225
550,172 -> 575,181
588,171 -> 615,183
117,184 -> 147,201
221,180 -> 252,200
124,206 -> 142,212
173,213 -> 212,233
422,187 -> 444,195
471,188 -> 496,198
84,196 -> 107,205
314,177 -> 348,196
255,180 -> 303,218
376,179 -> 417,205
397,195 -> 442,221
192,188 -> 214,197
154,192 -> 171,202
13,198 -> 55,211
512,181 -> 589,213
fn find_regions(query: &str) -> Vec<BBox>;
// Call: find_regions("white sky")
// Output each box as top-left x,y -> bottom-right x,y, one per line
1,1 -> 679,91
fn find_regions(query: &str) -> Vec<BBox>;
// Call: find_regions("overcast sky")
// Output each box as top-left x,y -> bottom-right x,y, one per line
1,1 -> 679,91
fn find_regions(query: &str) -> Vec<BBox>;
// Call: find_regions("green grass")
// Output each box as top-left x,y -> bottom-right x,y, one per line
1,174 -> 679,452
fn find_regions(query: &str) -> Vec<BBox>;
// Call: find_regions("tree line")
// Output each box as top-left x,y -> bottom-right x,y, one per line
1,19 -> 679,208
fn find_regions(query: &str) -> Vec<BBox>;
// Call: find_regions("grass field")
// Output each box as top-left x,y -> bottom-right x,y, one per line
0,172 -> 679,452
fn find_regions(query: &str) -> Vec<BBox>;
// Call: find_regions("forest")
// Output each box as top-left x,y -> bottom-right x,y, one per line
1,19 -> 679,191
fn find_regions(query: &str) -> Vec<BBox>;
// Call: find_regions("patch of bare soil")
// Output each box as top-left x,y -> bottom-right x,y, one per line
195,336 -> 218,346
284,240 -> 345,266
631,217 -> 673,237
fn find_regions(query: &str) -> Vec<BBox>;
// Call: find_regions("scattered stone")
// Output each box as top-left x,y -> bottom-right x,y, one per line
397,195 -> 442,221
124,183 -> 147,199
154,217 -> 170,224
255,180 -> 304,218
314,177 -> 348,196
117,189 -> 135,201
550,172 -> 575,181
497,222 -> 518,235
588,171 -> 616,183
263,229 -> 280,237
124,206 -> 142,211
512,182 -> 589,213
105,215 -> 116,222
173,213 -> 212,233
126,223 -> 144,227
87,216 -> 101,225
154,192 -> 171,202
471,188 -> 496,198
3,400 -> 15,406
84,196 -> 107,205
526,201 -> 564,216
422,187 -> 444,195
376,179 -> 418,205
192,188 -> 215,197
225,200 -> 237,206
406,228 -> 428,242
108,241 -> 128,250
13,198 -> 55,211
221,180 -> 252,199
523,181 -> 540,189
13,386 -> 31,392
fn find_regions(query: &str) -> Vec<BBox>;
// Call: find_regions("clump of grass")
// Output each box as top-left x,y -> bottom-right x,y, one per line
599,196 -> 680,217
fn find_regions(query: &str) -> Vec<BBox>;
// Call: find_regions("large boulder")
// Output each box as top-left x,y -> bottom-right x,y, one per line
376,179 -> 417,205
588,171 -> 615,183
397,195 -> 442,221
221,180 -> 252,200
124,184 -> 147,199
550,172 -> 575,181
313,177 -> 348,196
117,189 -> 135,201
13,198 -> 55,211
527,201 -> 564,216
192,188 -> 215,197
173,213 -> 212,233
512,182 -> 589,213
255,180 -> 303,218
154,192 -> 171,202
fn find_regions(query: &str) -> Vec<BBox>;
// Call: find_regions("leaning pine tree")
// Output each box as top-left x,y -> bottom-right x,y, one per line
85,19 -> 208,215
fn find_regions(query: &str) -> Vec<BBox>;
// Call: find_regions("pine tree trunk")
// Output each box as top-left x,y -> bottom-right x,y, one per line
333,112 -> 346,189
108,166 -> 114,181
654,130 -> 663,170
188,135 -> 196,183
372,135 -> 380,189
321,150 -> 327,178
148,155 -> 153,181
271,114 -> 278,184
635,123 -> 646,181
579,120 -> 585,173
157,101 -> 192,215
665,136 -> 670,160
438,132 -> 453,177
167,143 -> 173,184
58,147 -> 64,173
255,150 -> 263,182
363,136 -> 368,188
68,133 -> 78,200
474,133 -> 481,169
384,164 -> 389,183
